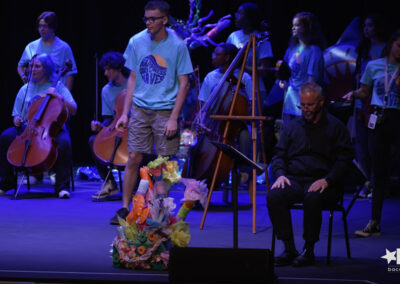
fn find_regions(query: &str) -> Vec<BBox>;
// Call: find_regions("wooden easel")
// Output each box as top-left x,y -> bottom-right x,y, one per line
200,34 -> 270,233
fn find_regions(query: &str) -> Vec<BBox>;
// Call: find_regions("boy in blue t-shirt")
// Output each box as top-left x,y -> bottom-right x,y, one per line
110,0 -> 193,224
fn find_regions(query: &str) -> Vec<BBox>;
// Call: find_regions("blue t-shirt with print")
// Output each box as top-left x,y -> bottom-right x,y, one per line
361,58 -> 400,110
123,28 -> 193,110
283,44 -> 324,115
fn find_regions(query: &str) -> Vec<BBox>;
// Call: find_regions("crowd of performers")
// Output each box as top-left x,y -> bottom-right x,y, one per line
0,1 -> 399,267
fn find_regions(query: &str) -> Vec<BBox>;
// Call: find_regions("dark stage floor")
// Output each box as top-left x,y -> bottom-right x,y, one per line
0,175 -> 399,284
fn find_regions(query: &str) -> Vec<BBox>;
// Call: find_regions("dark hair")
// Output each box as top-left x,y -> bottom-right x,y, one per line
356,13 -> 388,61
238,2 -> 267,31
99,51 -> 130,78
144,0 -> 170,15
37,11 -> 58,30
35,53 -> 56,82
386,29 -> 400,57
290,12 -> 326,49
218,43 -> 239,63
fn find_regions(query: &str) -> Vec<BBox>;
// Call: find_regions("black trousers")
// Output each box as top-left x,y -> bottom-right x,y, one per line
267,179 -> 339,243
368,109 -> 400,222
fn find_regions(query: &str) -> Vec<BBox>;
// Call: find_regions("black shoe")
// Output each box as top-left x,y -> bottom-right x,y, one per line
274,250 -> 299,266
292,250 -> 315,267
110,207 -> 129,225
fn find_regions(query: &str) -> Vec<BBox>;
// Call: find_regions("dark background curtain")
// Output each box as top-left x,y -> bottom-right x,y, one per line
0,0 -> 397,165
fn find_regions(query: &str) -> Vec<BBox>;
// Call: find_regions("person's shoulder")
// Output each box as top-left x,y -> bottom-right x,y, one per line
368,57 -> 385,67
166,28 -> 187,46
130,29 -> 148,42
54,36 -> 72,48
26,38 -> 41,47
309,44 -> 323,53
325,111 -> 347,129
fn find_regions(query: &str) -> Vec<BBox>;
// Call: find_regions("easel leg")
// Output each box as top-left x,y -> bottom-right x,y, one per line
200,150 -> 224,229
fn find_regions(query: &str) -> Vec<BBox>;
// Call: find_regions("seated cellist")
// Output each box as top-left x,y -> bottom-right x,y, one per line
198,43 -> 255,204
89,51 -> 129,200
0,53 -> 77,198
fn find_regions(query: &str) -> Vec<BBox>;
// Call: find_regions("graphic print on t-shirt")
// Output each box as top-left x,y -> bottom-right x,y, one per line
139,54 -> 167,85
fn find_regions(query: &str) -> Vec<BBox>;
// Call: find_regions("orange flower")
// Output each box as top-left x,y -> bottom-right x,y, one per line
148,233 -> 158,242
137,246 -> 147,255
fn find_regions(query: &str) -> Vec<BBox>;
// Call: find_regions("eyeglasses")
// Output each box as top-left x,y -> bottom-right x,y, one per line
142,16 -> 165,24
296,102 -> 318,110
38,24 -> 49,29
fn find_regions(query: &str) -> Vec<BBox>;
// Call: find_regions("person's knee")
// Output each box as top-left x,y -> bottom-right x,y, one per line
267,189 -> 283,207
304,191 -> 322,206
127,152 -> 143,169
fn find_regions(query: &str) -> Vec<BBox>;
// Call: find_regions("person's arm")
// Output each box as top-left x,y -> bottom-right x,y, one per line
164,74 -> 190,137
116,71 -> 135,131
343,84 -> 371,101
17,66 -> 28,83
64,75 -> 74,91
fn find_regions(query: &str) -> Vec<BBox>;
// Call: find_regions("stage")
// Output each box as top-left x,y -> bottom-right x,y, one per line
0,175 -> 399,283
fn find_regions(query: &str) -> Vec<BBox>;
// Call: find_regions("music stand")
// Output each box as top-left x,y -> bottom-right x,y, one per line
211,141 -> 266,249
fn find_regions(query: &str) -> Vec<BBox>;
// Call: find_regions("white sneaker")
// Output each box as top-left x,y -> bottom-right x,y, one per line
23,176 -> 41,185
92,180 -> 118,199
49,173 -> 56,185
0,189 -> 5,195
58,190 -> 70,199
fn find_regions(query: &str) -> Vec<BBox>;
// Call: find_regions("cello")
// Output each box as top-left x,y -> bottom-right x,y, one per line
92,90 -> 129,168
7,60 -> 72,174
182,43 -> 250,189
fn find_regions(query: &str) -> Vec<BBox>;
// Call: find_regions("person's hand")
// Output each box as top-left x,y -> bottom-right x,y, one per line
91,120 -> 102,132
279,80 -> 288,90
164,118 -> 178,137
116,114 -> 128,132
20,74 -> 28,84
271,175 -> 291,189
307,178 -> 328,193
13,116 -> 24,127
342,91 -> 354,102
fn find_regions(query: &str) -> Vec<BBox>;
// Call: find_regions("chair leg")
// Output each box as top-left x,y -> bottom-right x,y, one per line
118,170 -> 123,192
342,210 -> 351,259
327,210 -> 333,265
271,228 -> 276,257
70,165 -> 75,192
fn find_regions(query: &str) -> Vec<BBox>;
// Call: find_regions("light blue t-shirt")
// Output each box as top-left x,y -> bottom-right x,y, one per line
18,36 -> 78,85
101,81 -> 127,116
361,58 -> 400,110
283,44 -> 324,115
123,28 -> 193,110
226,29 -> 273,95
12,81 -> 76,120
199,69 -> 253,103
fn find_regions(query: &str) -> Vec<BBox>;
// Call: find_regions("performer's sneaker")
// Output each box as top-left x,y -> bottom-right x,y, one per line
58,190 -> 70,199
92,180 -> 118,200
23,175 -> 42,185
355,220 -> 381,237
0,189 -> 5,196
110,208 -> 129,225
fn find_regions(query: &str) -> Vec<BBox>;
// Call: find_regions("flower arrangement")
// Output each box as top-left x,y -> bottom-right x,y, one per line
112,156 -> 207,270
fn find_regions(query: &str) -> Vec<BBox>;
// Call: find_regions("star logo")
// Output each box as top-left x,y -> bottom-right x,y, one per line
381,249 -> 397,264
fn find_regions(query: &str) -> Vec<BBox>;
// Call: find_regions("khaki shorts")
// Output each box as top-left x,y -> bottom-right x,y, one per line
127,104 -> 179,156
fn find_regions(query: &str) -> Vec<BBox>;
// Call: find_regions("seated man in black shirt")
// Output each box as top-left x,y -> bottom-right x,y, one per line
267,82 -> 354,266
